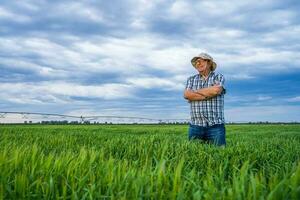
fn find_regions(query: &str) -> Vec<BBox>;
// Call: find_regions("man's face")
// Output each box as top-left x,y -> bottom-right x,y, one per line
195,58 -> 209,72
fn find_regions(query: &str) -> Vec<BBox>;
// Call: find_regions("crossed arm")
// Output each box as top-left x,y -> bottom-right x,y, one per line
184,85 -> 223,101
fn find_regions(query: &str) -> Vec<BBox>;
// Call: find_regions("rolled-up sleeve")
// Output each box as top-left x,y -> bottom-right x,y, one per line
215,74 -> 226,94
185,77 -> 193,90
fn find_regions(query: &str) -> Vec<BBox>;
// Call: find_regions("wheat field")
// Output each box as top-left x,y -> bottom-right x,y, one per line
0,124 -> 299,199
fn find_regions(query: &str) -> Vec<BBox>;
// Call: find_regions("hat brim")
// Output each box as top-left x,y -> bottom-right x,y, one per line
191,57 -> 217,71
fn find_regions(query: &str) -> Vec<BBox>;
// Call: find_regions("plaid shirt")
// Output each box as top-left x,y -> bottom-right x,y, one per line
185,72 -> 226,127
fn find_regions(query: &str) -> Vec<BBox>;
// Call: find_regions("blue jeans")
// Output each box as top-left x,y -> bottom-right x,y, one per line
188,123 -> 226,146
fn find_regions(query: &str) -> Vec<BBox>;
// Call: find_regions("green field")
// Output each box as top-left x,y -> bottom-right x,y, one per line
0,124 -> 300,199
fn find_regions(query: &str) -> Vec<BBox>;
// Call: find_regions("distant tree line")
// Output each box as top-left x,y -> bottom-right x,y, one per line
4,120 -> 299,125
21,120 -> 190,125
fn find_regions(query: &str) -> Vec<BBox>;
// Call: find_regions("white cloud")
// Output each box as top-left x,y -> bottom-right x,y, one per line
287,96 -> 300,102
126,77 -> 183,91
254,9 -> 297,27
168,1 -> 192,19
130,18 -> 148,30
226,73 -> 255,80
195,1 -> 238,16
0,58 -> 69,78
14,1 -> 40,11
0,6 -> 32,23
226,94 -> 273,104
55,2 -> 106,24
0,82 -> 135,105
257,96 -> 272,101
260,25 -> 300,45
225,105 -> 300,122
2,25 -> 300,84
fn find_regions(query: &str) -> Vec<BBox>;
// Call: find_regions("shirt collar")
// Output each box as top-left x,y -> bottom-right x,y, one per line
199,71 -> 214,79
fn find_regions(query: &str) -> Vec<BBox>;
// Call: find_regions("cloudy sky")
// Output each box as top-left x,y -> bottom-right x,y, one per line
1,0 -> 300,122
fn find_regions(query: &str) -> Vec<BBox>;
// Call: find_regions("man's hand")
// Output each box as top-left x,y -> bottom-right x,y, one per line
195,85 -> 223,97
184,90 -> 207,101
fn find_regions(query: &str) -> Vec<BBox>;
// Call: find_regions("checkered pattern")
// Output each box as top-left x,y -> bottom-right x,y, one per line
185,72 -> 226,127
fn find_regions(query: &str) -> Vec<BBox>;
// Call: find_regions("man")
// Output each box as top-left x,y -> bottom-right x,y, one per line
184,52 -> 226,146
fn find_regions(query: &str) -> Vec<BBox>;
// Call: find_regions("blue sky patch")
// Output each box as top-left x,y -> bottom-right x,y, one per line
0,0 -> 300,122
